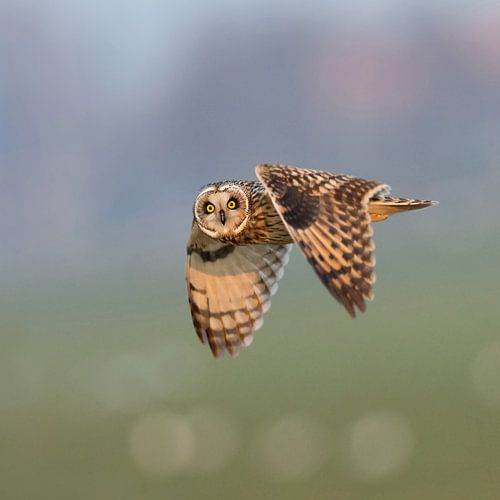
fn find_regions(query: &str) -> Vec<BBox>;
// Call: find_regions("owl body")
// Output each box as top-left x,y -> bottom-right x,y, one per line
186,164 -> 436,358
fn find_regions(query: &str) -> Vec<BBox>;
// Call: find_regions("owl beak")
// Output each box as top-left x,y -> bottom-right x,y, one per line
219,210 -> 226,225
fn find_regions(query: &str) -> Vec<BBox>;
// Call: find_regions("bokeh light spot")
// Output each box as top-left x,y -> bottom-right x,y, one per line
129,411 -> 195,477
347,411 -> 414,480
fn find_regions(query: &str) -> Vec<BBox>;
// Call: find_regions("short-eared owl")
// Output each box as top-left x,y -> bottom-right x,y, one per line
186,164 -> 436,358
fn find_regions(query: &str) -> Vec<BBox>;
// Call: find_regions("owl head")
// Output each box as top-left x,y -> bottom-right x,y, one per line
193,182 -> 251,239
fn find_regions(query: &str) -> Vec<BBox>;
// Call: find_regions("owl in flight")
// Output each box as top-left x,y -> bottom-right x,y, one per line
186,164 -> 436,358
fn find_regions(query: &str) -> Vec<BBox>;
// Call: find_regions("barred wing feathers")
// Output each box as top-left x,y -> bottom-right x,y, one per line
256,164 -> 388,317
186,223 -> 290,357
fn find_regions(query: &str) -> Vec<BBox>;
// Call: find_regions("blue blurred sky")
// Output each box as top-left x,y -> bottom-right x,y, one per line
1,0 -> 499,271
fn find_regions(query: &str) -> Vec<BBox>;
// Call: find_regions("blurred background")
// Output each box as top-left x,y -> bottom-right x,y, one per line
1,0 -> 500,498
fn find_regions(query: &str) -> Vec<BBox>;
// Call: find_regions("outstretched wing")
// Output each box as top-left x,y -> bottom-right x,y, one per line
255,164 -> 388,317
186,222 -> 290,357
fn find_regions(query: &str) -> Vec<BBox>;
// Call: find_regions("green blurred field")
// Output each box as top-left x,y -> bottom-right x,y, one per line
2,230 -> 500,500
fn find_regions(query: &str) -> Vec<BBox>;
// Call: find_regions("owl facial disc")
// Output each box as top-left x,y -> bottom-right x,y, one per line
193,183 -> 250,239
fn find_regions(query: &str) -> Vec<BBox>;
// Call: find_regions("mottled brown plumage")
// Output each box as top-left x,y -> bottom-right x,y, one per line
186,164 -> 437,357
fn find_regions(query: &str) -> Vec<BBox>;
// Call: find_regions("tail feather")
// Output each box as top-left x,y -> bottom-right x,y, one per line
368,197 -> 437,222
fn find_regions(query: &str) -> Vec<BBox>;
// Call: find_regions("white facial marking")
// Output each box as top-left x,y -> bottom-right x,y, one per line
197,186 -> 217,197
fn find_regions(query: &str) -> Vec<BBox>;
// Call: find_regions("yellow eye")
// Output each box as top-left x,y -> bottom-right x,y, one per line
227,199 -> 237,210
205,203 -> 215,213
